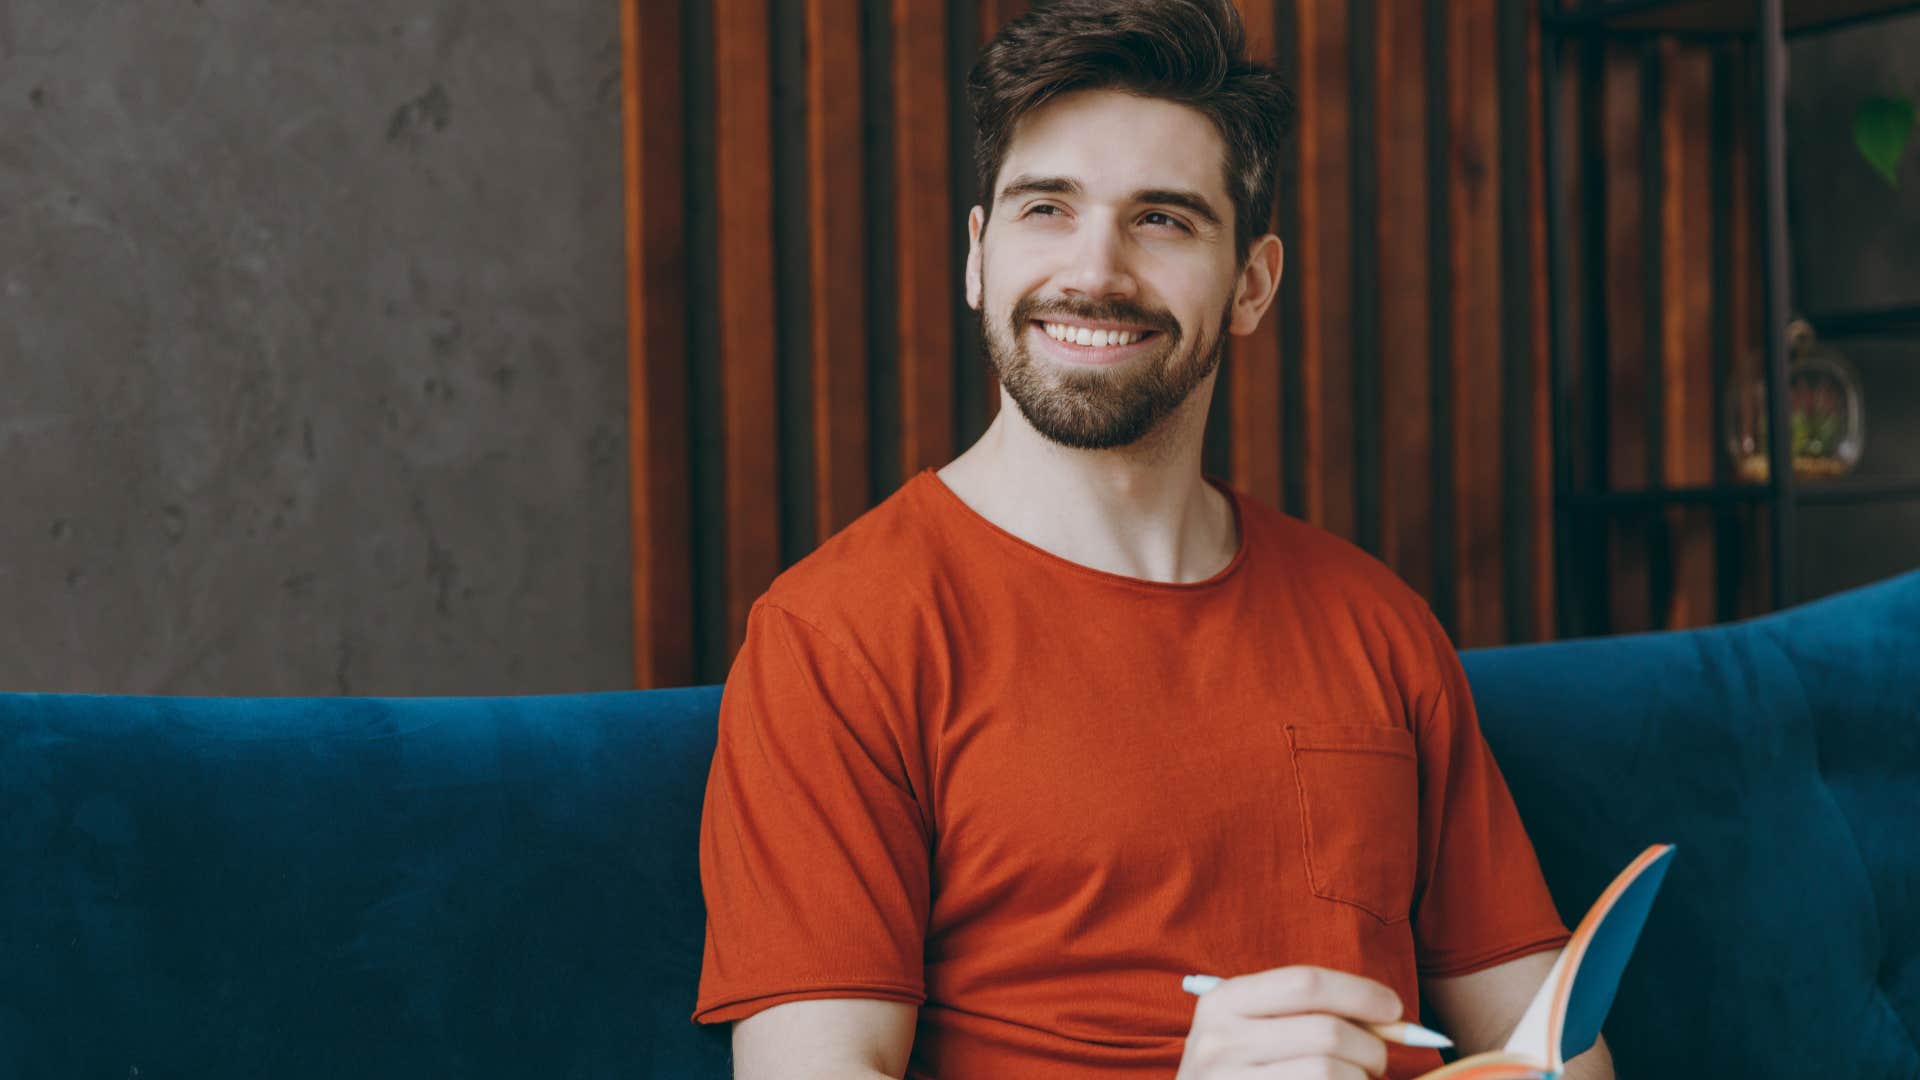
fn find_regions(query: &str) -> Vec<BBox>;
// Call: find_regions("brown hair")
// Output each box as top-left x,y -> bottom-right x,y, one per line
967,0 -> 1295,262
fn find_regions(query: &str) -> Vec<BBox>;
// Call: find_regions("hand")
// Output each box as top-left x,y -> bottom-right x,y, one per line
1174,965 -> 1404,1079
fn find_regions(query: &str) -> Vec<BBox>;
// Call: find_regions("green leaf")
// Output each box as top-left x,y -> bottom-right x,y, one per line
1854,96 -> 1916,188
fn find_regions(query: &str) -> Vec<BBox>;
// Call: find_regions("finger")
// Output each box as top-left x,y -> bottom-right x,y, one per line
1204,966 -> 1402,1026
1239,1014 -> 1389,1077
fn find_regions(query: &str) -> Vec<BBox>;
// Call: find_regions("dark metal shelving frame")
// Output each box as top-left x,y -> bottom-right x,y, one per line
1540,0 -> 1920,638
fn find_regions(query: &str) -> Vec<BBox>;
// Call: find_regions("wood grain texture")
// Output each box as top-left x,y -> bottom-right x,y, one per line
1602,42 -> 1652,633
1293,0 -> 1356,540
1223,0 -> 1285,511
714,0 -> 783,654
807,0 -> 871,538
621,0 -> 1650,677
1375,0 -> 1435,601
1446,0 -> 1506,647
1526,1 -> 1556,641
621,0 -> 693,688
977,0 -> 1028,419
1658,40 -> 1716,628
893,0 -> 956,478
1727,45 -> 1768,619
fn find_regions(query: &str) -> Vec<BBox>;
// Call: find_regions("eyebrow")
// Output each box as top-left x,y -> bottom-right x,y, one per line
995,174 -> 1224,229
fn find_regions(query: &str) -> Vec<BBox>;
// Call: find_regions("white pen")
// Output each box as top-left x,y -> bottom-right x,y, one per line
1181,974 -> 1455,1049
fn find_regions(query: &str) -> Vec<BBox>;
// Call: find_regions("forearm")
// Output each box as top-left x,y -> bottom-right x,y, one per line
1559,1034 -> 1615,1080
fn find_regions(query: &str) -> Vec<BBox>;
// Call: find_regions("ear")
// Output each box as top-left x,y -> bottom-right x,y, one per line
1228,233 -> 1284,336
965,206 -> 986,311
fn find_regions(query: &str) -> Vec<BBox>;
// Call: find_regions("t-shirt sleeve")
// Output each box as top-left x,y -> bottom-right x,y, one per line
690,600 -> 932,1025
1408,602 -> 1572,978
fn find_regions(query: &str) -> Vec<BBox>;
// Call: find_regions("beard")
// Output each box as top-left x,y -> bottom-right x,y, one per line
982,290 -> 1233,451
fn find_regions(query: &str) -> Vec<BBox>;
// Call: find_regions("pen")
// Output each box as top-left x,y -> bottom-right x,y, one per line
1180,974 -> 1455,1049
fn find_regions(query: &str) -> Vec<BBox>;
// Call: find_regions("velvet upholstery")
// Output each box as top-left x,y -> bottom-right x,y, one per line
2,571 -> 1915,1077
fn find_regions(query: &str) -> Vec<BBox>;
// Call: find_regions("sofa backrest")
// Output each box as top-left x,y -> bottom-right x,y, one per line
1462,569 -> 1919,1078
3,571 -> 1916,1078
0,684 -> 731,1079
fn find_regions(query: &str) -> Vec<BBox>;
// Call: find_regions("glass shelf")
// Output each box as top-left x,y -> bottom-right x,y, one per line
1546,0 -> 1920,36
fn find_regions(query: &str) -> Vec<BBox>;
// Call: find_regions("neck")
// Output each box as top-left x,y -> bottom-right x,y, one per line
936,382 -> 1237,584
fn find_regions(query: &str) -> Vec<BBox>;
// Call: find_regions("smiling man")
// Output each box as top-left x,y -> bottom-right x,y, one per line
691,3 -> 1612,1079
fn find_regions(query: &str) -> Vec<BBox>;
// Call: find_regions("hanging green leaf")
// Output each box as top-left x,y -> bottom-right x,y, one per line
1853,95 -> 1916,188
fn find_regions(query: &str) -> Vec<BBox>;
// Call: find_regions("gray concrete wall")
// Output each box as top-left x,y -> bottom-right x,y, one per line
0,1 -> 632,694
1786,12 -> 1920,602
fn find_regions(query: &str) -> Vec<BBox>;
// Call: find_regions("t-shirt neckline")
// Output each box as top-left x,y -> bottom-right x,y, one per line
915,466 -> 1250,593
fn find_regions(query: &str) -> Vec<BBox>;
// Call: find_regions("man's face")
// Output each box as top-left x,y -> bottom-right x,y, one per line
967,89 -> 1246,451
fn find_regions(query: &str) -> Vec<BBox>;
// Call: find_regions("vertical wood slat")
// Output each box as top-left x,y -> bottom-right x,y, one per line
626,0 -> 1677,677
1658,40 -> 1716,629
714,0 -> 783,655
1602,43 -> 1653,633
621,0 -> 694,688
807,0 -> 871,537
976,1 -> 1028,421
894,0 -> 956,478
1375,0 -> 1435,601
1727,45 -> 1768,619
1447,0 -> 1507,647
1525,0 -> 1556,640
1293,0 -> 1355,540
1226,0 -> 1284,511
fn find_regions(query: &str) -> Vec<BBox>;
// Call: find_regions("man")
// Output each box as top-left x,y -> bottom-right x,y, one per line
692,2 -> 1614,1078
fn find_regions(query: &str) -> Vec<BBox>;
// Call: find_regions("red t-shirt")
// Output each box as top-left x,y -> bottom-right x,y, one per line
693,468 -> 1570,1078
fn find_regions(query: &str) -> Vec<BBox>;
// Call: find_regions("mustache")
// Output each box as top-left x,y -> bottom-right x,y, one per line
1009,296 -> 1181,341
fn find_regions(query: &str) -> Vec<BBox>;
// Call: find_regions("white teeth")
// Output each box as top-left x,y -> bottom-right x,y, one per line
1040,322 -> 1146,347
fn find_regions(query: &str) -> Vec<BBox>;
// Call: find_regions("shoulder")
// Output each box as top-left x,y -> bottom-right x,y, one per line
1235,492 -> 1439,626
755,473 -> 951,654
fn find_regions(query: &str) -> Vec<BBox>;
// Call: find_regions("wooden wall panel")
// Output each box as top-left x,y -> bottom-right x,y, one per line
621,0 -> 694,688
1227,0 -> 1285,512
1293,0 -> 1356,540
976,1 -> 1027,420
1375,0 -> 1435,604
1602,43 -> 1654,633
893,0 -> 956,479
1446,0 -> 1507,648
1658,41 -> 1717,629
1525,3 -> 1556,642
621,0 -> 1753,683
713,0 -> 783,653
1726,46 -> 1770,620
807,0 -> 871,538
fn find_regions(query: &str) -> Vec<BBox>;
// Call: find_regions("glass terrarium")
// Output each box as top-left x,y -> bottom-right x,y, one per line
1726,318 -> 1865,483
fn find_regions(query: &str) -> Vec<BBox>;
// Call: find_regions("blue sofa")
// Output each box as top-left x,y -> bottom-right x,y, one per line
3,571 -> 1916,1078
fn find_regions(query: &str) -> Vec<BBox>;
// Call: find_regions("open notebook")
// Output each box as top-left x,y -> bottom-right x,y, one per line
1415,843 -> 1676,1080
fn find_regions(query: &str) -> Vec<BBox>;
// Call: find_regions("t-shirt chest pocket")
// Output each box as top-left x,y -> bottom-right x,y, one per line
1284,722 -> 1419,925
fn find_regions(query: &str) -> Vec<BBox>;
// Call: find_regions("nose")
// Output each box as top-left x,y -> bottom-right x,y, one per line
1058,217 -> 1136,301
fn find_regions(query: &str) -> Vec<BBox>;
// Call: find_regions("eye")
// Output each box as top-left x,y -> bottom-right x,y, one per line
1141,211 -> 1190,232
1023,203 -> 1066,219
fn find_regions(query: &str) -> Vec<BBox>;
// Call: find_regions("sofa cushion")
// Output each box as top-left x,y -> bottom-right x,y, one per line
1463,569 -> 1920,1078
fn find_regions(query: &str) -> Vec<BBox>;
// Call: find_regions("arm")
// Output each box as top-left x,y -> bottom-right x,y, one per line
732,998 -> 918,1080
1420,949 -> 1615,1080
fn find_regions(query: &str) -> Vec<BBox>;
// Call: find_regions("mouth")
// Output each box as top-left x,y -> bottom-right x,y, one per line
1027,319 -> 1164,366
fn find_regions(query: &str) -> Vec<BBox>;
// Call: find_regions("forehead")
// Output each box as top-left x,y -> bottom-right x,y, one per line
997,88 -> 1230,205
